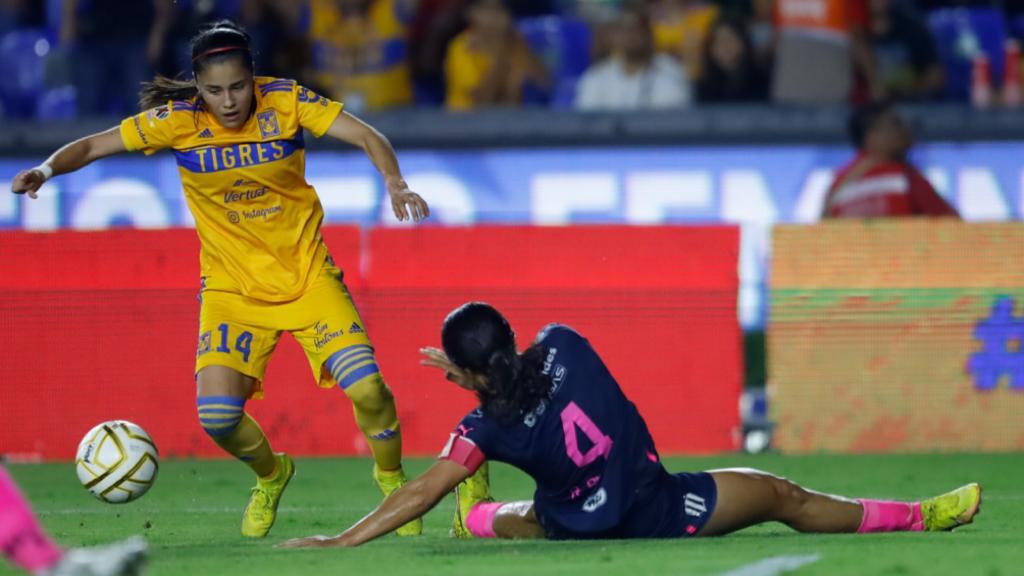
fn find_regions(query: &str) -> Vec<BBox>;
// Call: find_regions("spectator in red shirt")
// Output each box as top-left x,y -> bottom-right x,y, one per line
823,102 -> 959,219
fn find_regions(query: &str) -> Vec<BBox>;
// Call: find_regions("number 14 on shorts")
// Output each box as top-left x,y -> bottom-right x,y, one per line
197,323 -> 254,362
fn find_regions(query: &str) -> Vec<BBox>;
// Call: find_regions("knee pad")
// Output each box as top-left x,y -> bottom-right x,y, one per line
327,344 -> 382,391
197,395 -> 245,438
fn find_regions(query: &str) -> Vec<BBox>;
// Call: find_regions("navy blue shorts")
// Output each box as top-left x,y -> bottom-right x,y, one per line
539,471 -> 718,540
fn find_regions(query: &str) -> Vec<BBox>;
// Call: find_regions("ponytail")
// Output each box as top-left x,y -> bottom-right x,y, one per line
478,344 -> 551,424
139,76 -> 198,111
441,302 -> 552,424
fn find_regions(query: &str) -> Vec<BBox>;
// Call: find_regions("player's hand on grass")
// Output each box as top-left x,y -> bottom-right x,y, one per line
277,535 -> 347,549
11,169 -> 46,199
386,177 -> 429,222
420,347 -> 473,389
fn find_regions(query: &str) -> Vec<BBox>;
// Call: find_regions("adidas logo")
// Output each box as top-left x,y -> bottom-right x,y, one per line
684,493 -> 707,517
198,128 -> 214,139
349,322 -> 364,334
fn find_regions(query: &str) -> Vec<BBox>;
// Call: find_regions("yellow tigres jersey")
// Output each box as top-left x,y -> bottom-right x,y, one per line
119,77 -> 344,302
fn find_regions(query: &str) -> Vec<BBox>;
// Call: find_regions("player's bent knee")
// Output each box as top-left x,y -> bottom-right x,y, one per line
771,477 -> 810,520
328,344 -> 383,393
343,372 -> 394,411
197,395 -> 246,438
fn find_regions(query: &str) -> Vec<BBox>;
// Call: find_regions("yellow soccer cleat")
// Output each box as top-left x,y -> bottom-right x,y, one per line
452,462 -> 493,539
373,466 -> 422,536
921,482 -> 982,531
241,453 -> 295,538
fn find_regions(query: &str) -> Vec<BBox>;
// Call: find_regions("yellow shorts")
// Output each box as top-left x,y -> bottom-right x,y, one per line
194,261 -> 372,399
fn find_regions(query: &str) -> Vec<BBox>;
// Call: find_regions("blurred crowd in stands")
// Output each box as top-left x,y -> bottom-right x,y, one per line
1,0 -> 1023,119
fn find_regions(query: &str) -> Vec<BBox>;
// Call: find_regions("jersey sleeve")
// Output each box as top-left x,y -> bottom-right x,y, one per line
295,85 -> 343,137
907,166 -> 959,217
438,411 -> 491,473
119,104 -> 180,155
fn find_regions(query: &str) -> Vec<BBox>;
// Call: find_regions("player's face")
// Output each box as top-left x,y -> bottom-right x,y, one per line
196,60 -> 254,129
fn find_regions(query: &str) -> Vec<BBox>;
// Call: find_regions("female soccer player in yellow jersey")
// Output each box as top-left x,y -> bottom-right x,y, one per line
9,20 -> 443,539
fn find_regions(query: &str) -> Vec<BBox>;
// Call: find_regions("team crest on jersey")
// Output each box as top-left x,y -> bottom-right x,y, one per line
257,110 -> 281,139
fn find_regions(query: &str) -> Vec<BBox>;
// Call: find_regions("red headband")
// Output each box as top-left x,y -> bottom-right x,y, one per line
192,46 -> 247,63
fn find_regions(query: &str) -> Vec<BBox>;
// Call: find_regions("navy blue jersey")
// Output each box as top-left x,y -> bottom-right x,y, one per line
440,324 -> 668,536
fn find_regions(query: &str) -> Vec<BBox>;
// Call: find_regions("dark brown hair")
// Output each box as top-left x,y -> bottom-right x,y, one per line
442,302 -> 551,424
138,20 -> 254,110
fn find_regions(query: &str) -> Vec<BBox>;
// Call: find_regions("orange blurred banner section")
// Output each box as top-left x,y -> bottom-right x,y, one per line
770,221 -> 1024,453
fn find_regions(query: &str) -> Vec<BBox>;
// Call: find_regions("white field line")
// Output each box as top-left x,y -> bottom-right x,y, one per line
720,554 -> 822,576
38,504 -> 457,516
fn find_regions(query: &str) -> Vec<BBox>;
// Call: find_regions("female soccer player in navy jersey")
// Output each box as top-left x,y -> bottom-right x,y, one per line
283,302 -> 981,547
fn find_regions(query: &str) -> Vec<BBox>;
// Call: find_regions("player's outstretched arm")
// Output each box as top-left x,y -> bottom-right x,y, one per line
10,126 -> 127,199
323,111 -> 429,223
278,460 -> 471,548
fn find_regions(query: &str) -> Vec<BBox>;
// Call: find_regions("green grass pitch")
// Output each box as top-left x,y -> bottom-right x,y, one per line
4,454 -> 1020,575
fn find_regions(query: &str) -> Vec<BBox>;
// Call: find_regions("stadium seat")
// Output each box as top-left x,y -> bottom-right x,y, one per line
36,85 -> 78,121
0,28 -> 51,118
517,15 -> 591,108
927,7 -> 1008,101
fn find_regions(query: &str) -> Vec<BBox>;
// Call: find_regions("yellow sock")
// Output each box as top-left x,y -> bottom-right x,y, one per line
344,374 -> 403,471
214,413 -> 277,478
366,427 -> 403,472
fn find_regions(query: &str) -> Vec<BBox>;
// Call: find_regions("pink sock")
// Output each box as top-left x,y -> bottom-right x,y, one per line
0,467 -> 63,572
465,502 -> 504,538
857,499 -> 924,533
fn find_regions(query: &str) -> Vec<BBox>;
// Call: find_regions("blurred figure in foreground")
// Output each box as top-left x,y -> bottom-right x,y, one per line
823,101 -> 959,219
0,466 -> 147,575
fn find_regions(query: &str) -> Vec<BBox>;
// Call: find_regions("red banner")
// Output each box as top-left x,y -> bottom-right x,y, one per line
0,226 -> 741,460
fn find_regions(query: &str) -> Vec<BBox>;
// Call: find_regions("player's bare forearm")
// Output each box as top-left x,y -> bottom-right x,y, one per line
45,127 -> 126,176
11,126 -> 125,197
336,480 -> 439,547
325,111 -> 403,183
280,461 -> 469,549
323,112 -> 428,221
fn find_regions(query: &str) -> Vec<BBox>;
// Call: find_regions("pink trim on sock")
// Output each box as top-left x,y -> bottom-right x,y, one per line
0,467 -> 63,571
857,499 -> 924,533
465,502 -> 504,538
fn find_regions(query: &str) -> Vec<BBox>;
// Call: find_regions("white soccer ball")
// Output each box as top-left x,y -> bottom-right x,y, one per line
75,421 -> 159,504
